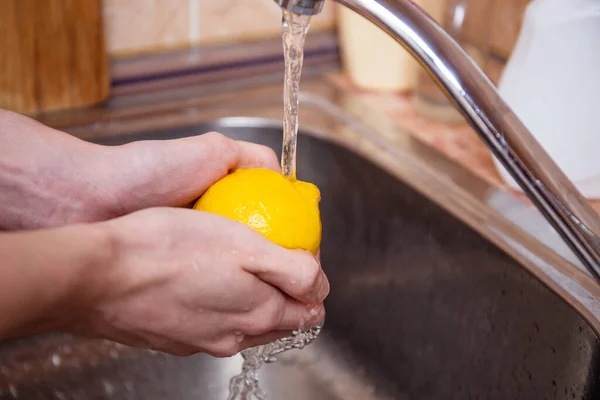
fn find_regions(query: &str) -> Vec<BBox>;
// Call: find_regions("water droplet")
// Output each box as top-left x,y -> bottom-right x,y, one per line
53,390 -> 67,400
290,279 -> 297,285
103,381 -> 115,396
9,384 -> 18,398
52,354 -> 62,367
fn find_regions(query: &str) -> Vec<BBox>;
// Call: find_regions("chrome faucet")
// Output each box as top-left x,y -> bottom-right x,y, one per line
275,0 -> 600,282
276,0 -> 325,14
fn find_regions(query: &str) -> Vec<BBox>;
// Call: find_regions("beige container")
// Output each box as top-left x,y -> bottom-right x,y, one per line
337,0 -> 446,92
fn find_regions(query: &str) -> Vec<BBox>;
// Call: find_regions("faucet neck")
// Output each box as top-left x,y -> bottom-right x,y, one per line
333,0 -> 600,280
274,0 -> 325,15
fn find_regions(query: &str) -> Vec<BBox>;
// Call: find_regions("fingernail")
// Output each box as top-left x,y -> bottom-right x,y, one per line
305,305 -> 325,327
234,331 -> 245,343
313,272 -> 330,303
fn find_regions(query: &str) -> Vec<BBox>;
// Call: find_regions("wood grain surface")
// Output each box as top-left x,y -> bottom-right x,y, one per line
0,0 -> 110,114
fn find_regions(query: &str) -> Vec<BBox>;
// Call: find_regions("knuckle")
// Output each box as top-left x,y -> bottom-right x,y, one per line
240,296 -> 283,335
203,132 -> 238,166
204,131 -> 235,152
258,145 -> 278,163
203,131 -> 229,145
242,314 -> 277,336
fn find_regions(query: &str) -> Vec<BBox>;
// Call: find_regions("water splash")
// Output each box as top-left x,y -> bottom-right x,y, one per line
227,325 -> 322,399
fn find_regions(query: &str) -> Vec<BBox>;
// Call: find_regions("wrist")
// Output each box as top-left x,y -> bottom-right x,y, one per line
56,221 -> 122,334
0,222 -> 118,339
0,109 -> 124,229
42,141 -> 126,227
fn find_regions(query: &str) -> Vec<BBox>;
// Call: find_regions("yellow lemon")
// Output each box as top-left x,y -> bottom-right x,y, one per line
194,168 -> 321,255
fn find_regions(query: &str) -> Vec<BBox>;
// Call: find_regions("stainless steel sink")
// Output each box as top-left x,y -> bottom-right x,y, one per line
2,78 -> 600,399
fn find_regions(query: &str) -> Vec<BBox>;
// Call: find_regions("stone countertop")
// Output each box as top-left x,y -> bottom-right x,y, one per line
326,73 -> 600,214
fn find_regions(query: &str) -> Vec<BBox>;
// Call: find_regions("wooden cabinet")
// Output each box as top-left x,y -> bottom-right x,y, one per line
0,0 -> 110,114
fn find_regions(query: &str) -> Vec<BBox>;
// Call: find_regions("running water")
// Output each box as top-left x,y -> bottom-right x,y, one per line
280,9 -> 311,180
226,9 -> 321,400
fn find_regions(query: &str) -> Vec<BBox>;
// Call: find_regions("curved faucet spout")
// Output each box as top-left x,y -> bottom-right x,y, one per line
275,0 -> 600,282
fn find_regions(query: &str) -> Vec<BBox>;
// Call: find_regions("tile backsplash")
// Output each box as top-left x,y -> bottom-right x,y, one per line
103,0 -> 336,56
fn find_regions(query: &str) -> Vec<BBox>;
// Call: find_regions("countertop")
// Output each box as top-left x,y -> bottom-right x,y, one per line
327,73 -> 600,214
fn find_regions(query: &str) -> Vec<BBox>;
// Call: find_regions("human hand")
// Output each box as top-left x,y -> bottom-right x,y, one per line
0,109 -> 279,229
102,130 -> 282,214
65,207 -> 328,357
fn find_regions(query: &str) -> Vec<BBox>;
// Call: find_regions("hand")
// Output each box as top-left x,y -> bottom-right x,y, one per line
102,130 -> 282,214
65,207 -> 329,357
0,109 -> 279,229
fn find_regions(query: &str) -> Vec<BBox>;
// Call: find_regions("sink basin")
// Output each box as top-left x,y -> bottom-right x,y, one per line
2,119 -> 599,400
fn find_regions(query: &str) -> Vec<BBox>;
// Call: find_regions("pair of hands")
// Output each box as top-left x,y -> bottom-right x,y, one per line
0,110 -> 328,357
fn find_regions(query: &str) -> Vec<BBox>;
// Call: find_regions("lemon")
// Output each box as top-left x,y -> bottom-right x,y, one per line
194,168 -> 321,255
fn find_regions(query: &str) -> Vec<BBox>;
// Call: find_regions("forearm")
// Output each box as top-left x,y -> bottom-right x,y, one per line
0,223 -> 115,340
0,109 -> 122,230
0,109 -> 280,230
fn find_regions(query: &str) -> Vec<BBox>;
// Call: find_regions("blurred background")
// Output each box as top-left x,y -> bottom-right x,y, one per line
0,0 -> 529,116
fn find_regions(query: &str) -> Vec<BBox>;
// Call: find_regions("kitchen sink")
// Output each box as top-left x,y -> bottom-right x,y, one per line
1,118 -> 599,399
3,77 -> 600,399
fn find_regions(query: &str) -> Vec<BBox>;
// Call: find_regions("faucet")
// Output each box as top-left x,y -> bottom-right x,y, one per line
275,0 -> 600,283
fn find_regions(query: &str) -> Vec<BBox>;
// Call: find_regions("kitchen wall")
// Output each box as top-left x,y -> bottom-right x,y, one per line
102,0 -> 530,70
102,0 -> 337,57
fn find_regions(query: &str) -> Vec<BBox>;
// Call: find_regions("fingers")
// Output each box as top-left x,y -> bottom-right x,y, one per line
201,132 -> 280,172
110,131 -> 280,212
234,293 -> 325,336
206,297 -> 325,358
238,330 -> 293,349
234,140 -> 281,172
242,247 -> 330,306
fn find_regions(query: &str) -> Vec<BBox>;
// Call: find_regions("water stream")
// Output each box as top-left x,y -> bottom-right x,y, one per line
280,9 -> 311,180
226,9 -> 319,400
